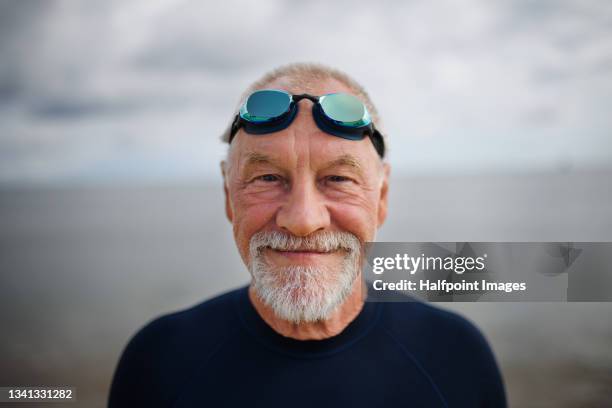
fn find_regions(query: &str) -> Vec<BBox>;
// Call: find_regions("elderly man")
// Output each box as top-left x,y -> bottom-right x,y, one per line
109,63 -> 506,407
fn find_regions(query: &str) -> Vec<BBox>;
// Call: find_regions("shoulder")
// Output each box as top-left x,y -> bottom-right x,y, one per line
381,300 -> 488,347
131,286 -> 244,349
379,300 -> 500,375
379,301 -> 506,406
109,286 -> 246,407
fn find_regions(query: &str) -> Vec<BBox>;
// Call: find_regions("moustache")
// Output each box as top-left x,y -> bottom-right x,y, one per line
249,231 -> 361,256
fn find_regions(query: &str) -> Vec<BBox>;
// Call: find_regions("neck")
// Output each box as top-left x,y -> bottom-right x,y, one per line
248,279 -> 365,340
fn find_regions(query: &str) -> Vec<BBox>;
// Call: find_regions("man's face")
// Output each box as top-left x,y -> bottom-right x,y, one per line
222,76 -> 389,322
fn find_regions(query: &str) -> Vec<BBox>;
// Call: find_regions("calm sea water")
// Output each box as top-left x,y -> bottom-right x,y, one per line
1,171 -> 611,407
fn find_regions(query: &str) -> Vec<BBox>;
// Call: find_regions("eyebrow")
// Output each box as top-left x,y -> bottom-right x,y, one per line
243,152 -> 282,168
322,154 -> 363,171
243,152 -> 362,169
239,151 -> 365,180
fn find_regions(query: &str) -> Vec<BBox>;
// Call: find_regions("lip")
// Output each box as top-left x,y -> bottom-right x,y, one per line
267,248 -> 336,262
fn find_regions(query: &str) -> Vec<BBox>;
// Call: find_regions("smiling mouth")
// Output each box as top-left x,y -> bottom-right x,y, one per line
266,247 -> 339,259
275,248 -> 331,253
272,248 -> 333,254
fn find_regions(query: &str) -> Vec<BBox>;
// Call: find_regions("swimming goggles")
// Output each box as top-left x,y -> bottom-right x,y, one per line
228,89 -> 385,158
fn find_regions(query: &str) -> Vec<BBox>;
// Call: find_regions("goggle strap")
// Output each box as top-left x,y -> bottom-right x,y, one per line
229,115 -> 240,144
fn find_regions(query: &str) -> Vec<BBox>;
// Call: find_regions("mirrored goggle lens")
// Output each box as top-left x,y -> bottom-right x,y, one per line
319,93 -> 370,127
243,90 -> 291,122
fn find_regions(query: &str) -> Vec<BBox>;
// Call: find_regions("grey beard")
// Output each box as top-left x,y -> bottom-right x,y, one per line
248,231 -> 361,323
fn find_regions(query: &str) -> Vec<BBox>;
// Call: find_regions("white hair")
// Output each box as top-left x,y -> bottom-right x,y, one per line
248,230 -> 362,323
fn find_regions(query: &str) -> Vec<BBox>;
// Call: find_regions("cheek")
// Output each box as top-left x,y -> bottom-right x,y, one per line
232,196 -> 280,259
327,199 -> 379,242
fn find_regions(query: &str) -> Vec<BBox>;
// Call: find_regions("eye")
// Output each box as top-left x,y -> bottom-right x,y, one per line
256,174 -> 281,183
326,175 -> 352,183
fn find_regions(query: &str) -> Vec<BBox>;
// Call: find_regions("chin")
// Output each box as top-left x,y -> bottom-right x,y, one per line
251,264 -> 358,324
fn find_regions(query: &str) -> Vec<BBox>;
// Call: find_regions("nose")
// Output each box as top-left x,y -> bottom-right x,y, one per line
276,177 -> 330,237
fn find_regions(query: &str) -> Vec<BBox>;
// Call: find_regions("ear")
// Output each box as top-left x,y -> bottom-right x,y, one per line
377,163 -> 390,228
221,161 -> 233,223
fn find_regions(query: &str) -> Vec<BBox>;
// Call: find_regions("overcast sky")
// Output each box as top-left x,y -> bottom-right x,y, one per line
1,0 -> 611,185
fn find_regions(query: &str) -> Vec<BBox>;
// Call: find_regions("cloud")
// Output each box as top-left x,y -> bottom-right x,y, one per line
1,0 -> 611,185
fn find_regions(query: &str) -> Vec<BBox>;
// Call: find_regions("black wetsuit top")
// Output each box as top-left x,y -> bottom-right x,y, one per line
109,286 -> 506,407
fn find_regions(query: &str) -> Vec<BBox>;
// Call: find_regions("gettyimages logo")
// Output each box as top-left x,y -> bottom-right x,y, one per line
372,252 -> 487,275
371,243 -> 487,275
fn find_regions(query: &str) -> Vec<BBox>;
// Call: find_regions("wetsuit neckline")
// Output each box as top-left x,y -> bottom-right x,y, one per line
234,285 -> 382,358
